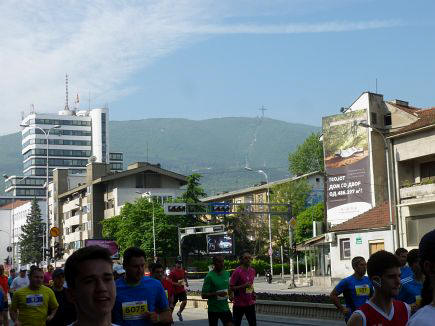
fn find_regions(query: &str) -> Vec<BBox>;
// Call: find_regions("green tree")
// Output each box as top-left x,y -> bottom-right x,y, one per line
222,205 -> 255,256
288,132 -> 324,175
294,202 -> 324,243
19,198 -> 44,264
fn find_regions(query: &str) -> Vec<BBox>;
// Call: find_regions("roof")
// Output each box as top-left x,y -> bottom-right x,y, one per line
330,201 -> 394,233
201,171 -> 323,202
0,200 -> 30,210
388,102 -> 435,137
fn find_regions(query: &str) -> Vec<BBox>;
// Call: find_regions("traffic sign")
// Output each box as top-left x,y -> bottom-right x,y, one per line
289,217 -> 297,228
6,246 -> 12,253
164,203 -> 187,215
50,227 -> 60,237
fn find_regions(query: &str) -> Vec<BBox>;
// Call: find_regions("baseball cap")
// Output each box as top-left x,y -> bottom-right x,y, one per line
19,266 -> 27,272
113,264 -> 126,274
52,268 -> 64,278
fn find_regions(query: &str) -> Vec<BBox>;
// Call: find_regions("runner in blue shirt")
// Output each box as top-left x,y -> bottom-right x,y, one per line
395,247 -> 413,283
398,249 -> 423,311
330,256 -> 373,322
113,247 -> 172,326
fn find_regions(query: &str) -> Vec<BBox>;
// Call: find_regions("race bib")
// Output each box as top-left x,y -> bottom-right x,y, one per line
26,294 -> 43,307
165,290 -> 168,299
415,295 -> 422,306
355,284 -> 370,296
246,284 -> 254,294
122,300 -> 148,320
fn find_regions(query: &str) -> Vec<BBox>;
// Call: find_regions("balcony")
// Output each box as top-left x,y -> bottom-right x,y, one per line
104,208 -> 116,219
400,183 -> 435,200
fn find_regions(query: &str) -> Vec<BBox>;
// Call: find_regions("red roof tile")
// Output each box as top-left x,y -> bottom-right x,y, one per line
330,202 -> 394,232
389,105 -> 435,136
0,200 -> 30,209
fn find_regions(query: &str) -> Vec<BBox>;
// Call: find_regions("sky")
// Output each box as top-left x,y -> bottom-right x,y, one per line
1,0 -> 435,135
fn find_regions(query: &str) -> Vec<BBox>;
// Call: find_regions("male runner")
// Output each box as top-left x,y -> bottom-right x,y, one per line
150,263 -> 174,311
398,249 -> 423,310
347,250 -> 410,326
202,255 -> 233,326
43,265 -> 54,286
10,266 -> 58,326
8,269 -> 16,299
230,252 -> 257,326
0,265 -> 9,325
169,258 -> 188,321
113,247 -> 172,326
64,245 -> 117,326
47,268 -> 76,326
330,256 -> 372,322
10,267 -> 29,293
395,247 -> 412,284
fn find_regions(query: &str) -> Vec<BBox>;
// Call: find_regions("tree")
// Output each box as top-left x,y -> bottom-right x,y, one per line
222,205 -> 255,256
19,198 -> 44,264
288,132 -> 324,176
294,202 -> 324,243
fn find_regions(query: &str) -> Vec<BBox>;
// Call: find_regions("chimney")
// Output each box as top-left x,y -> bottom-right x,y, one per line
86,162 -> 110,183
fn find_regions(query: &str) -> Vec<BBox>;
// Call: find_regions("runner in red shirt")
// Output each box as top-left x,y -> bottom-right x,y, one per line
347,250 -> 410,326
169,259 -> 189,321
0,265 -> 9,325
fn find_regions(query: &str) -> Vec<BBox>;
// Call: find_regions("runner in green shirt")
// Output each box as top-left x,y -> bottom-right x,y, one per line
201,255 -> 233,326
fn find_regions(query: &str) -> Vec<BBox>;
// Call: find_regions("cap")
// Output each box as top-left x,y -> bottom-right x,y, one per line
113,264 -> 126,275
19,266 -> 27,272
52,268 -> 64,278
419,229 -> 435,262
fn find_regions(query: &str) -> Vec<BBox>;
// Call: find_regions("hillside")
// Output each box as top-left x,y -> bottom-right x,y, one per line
0,117 -> 320,195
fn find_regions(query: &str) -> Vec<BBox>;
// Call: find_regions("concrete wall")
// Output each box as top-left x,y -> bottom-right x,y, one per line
0,209 -> 11,262
330,229 -> 393,279
394,128 -> 435,162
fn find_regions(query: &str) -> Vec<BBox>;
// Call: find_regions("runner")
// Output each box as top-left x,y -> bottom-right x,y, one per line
8,268 -> 16,299
113,247 -> 172,326
10,265 -> 59,325
330,256 -> 372,322
113,264 -> 126,281
64,245 -> 117,326
0,265 -> 9,325
44,265 -> 54,286
397,249 -> 423,311
230,252 -> 257,326
169,258 -> 188,321
347,250 -> 410,326
395,247 -> 412,284
201,255 -> 233,326
47,268 -> 76,326
10,267 -> 29,293
150,262 -> 174,312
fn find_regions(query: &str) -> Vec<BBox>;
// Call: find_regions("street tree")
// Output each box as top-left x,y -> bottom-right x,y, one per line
294,202 -> 324,243
288,132 -> 324,175
19,198 -> 44,264
222,205 -> 255,256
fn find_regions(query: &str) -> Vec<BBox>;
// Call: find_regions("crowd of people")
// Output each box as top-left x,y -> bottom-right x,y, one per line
330,228 -> 435,326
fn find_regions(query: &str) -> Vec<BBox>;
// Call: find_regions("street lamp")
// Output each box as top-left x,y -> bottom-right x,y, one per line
245,167 -> 273,275
136,191 -> 156,262
20,123 -> 61,265
358,122 -> 396,251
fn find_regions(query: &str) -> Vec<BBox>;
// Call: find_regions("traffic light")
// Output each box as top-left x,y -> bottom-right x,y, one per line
54,242 -> 64,259
164,203 -> 187,215
210,203 -> 231,215
4,257 -> 11,265
45,248 -> 53,259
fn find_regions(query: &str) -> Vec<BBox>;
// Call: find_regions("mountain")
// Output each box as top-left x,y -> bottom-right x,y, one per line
0,117 -> 320,195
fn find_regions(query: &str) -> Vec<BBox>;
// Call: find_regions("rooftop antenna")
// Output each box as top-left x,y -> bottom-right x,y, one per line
75,93 -> 80,110
30,104 -> 35,113
88,90 -> 91,110
259,105 -> 267,118
375,78 -> 378,94
65,74 -> 70,110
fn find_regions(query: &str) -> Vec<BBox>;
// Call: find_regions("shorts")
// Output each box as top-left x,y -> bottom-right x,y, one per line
208,310 -> 233,326
174,291 -> 187,303
1,301 -> 8,311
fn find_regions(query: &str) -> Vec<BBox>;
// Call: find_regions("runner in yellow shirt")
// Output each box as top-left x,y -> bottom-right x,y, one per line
10,266 -> 58,326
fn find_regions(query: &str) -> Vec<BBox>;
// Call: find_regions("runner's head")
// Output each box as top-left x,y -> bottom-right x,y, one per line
65,246 -> 115,322
213,255 -> 225,272
47,265 -> 54,273
407,249 -> 421,276
19,266 -> 26,277
123,247 -> 146,283
0,264 -> 4,275
175,258 -> 182,269
28,266 -> 44,288
367,250 -> 401,297
419,229 -> 435,307
52,268 -> 65,289
240,251 -> 252,267
351,256 -> 367,276
10,268 -> 16,278
395,247 -> 408,267
150,262 -> 164,281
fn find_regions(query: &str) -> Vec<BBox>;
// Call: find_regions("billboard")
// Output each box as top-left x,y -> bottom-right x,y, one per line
85,239 -> 120,259
322,109 -> 372,226
206,233 -> 234,255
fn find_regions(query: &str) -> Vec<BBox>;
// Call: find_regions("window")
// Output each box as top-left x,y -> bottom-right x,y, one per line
371,112 -> 377,125
421,161 -> 435,180
369,241 -> 384,255
384,114 -> 392,126
340,238 -> 351,260
407,216 -> 435,246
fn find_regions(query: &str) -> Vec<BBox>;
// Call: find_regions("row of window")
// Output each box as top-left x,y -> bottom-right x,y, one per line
16,188 -> 46,196
110,162 -> 123,170
23,149 -> 92,160
63,206 -> 89,219
24,168 -> 85,176
23,138 -> 92,148
65,221 -> 91,234
109,153 -> 123,160
24,158 -> 88,169
23,128 -> 92,139
29,118 -> 91,126
6,177 -> 46,188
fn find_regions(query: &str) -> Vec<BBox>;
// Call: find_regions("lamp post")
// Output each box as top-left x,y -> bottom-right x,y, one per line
358,122 -> 396,251
136,191 -> 156,262
245,167 -> 273,275
20,123 -> 61,265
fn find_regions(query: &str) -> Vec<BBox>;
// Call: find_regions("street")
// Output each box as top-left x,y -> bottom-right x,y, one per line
173,308 -> 345,326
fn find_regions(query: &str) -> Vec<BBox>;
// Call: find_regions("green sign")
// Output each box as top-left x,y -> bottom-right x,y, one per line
356,236 -> 362,245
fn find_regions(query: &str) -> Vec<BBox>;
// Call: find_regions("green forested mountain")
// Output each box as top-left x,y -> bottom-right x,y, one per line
0,117 -> 320,195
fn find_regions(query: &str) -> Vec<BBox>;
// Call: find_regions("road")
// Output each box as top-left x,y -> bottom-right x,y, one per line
174,308 -> 345,326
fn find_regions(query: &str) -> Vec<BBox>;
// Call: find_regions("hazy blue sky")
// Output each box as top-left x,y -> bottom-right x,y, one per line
1,0 -> 434,134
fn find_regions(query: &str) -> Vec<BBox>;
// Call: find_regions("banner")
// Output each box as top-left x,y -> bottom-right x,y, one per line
322,109 -> 372,226
85,239 -> 120,259
206,233 -> 234,255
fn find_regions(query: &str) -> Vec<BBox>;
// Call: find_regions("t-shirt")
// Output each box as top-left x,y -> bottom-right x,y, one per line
202,270 -> 230,313
334,275 -> 372,319
0,275 -> 8,299
169,268 -> 186,294
354,300 -> 410,326
8,276 -> 15,288
43,272 -> 53,285
46,287 -> 76,326
230,266 -> 256,307
400,266 -> 413,284
161,278 -> 173,300
11,285 -> 59,326
398,273 -> 423,305
113,276 -> 169,326
407,304 -> 435,326
11,276 -> 30,292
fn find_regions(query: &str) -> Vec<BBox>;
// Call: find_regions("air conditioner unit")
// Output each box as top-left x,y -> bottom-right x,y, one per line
325,232 -> 336,243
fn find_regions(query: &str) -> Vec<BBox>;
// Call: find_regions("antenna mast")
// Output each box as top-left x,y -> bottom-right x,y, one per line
65,74 -> 70,110
259,105 -> 267,118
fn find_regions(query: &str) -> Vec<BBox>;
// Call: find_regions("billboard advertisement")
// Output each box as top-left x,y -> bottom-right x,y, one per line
206,233 -> 234,255
322,109 -> 372,226
85,239 -> 120,259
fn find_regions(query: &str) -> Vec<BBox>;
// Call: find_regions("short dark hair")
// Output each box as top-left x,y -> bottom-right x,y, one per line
351,256 -> 365,269
367,250 -> 401,279
212,255 -> 224,264
65,246 -> 113,289
150,262 -> 163,273
395,247 -> 408,256
123,247 -> 146,267
29,266 -> 43,277
239,251 -> 252,259
407,249 -> 420,267
10,269 -> 15,273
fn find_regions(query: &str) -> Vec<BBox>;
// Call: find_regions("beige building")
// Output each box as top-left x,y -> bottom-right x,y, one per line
49,161 -> 187,261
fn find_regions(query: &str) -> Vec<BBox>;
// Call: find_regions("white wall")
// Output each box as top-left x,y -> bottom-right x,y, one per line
330,229 -> 393,279
0,209 -> 11,262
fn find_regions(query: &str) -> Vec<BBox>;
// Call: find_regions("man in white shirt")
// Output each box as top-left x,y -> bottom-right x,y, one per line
10,267 -> 29,293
